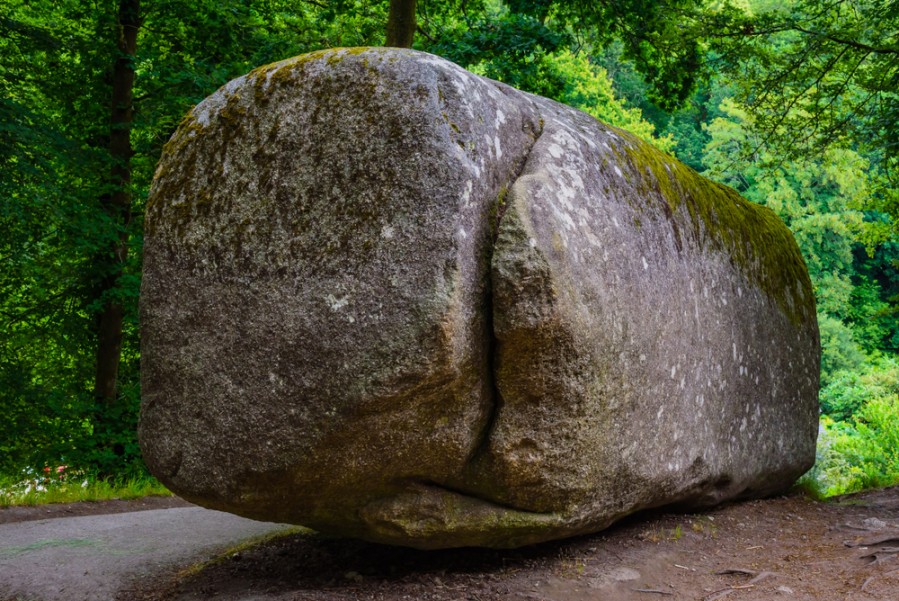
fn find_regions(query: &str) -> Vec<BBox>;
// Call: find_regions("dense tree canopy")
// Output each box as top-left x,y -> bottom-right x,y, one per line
1,0 -> 898,495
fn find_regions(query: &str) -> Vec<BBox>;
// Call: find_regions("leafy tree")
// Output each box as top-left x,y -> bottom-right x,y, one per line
550,50 -> 674,151
427,2 -> 671,149
427,4 -> 571,98
518,0 -> 709,110
0,0 -> 332,476
809,389 -> 899,496
697,0 -> 899,201
2,0 -> 125,474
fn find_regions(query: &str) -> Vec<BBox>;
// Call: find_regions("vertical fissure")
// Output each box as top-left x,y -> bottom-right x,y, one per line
467,112 -> 545,464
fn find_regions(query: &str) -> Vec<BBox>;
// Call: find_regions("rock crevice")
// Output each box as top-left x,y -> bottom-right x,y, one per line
468,98 -> 547,475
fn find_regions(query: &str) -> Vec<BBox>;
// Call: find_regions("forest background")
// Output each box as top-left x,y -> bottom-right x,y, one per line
2,0 -> 898,499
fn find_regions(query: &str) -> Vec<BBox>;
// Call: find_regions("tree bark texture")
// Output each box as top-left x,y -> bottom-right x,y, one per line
385,0 -> 417,48
93,0 -> 139,411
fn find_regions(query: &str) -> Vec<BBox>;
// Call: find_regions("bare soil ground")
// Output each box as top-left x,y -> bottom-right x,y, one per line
116,486 -> 899,601
3,489 -> 897,600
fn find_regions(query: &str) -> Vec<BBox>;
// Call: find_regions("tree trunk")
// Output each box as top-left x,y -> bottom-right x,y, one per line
385,0 -> 417,48
93,0 -> 139,423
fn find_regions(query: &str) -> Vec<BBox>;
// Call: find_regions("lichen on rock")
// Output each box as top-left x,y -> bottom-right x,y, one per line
140,47 -> 819,549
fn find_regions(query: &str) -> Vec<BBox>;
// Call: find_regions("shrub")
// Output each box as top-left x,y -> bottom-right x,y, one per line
804,397 -> 899,496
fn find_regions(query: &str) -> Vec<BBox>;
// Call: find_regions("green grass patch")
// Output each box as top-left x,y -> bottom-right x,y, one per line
0,470 -> 172,507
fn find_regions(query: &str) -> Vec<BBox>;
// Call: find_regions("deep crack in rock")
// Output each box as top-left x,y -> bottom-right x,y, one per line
468,97 -> 547,470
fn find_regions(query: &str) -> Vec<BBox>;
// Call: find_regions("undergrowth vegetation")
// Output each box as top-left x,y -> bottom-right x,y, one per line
0,467 -> 170,507
800,358 -> 899,497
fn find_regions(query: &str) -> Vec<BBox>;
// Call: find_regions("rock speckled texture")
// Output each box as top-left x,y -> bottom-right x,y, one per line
140,47 -> 820,549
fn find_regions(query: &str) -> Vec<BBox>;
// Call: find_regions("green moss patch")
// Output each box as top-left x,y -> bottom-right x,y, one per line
615,130 -> 815,326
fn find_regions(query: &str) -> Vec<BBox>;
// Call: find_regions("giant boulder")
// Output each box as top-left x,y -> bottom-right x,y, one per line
139,47 -> 820,549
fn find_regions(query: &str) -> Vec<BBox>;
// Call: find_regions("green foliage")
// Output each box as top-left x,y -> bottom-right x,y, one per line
0,0 -> 341,478
1,0 -> 898,499
549,50 -> 674,152
1,0 -> 117,475
0,468 -> 171,507
549,0 -> 708,110
817,314 -> 866,386
696,0 -> 899,209
802,357 -> 899,495
430,4 -> 571,99
820,357 -> 899,421
805,404 -> 899,497
430,2 -> 671,151
701,92 -> 899,386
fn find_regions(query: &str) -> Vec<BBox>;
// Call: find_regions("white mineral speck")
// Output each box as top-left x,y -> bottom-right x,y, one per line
461,180 -> 472,205
327,294 -> 349,311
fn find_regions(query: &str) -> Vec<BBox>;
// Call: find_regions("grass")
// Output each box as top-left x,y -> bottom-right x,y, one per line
0,470 -> 172,507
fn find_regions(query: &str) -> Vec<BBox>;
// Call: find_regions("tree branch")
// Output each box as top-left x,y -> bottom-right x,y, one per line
790,25 -> 898,55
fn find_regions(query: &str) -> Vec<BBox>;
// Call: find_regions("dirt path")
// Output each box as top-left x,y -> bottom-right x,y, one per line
123,487 -> 899,601
1,488 -> 897,601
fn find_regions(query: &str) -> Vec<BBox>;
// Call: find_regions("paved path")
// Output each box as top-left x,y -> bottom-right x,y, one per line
0,507 -> 292,601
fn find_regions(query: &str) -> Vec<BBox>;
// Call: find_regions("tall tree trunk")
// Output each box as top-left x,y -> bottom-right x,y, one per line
385,0 -> 417,48
93,0 -> 139,431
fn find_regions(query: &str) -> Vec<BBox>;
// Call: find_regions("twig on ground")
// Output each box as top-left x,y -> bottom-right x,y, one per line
747,571 -> 777,585
859,549 -> 899,564
704,588 -> 738,601
715,568 -> 757,576
634,589 -> 674,596
706,568 -> 777,599
844,533 -> 899,547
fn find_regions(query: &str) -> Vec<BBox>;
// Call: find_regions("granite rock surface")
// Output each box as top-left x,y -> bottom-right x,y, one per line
140,47 -> 820,549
